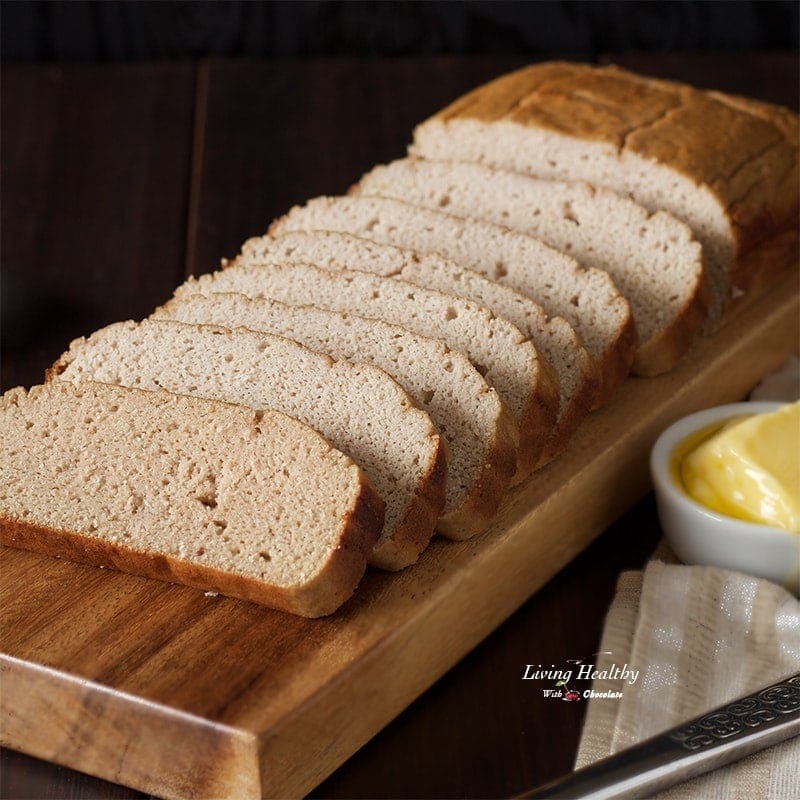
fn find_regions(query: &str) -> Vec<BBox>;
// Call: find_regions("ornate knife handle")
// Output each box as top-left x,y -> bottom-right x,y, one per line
669,675 -> 800,751
517,672 -> 800,800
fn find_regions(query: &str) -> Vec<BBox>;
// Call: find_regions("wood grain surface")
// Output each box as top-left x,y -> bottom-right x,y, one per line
1,52 -> 797,800
1,498 -> 662,800
2,270 -> 797,799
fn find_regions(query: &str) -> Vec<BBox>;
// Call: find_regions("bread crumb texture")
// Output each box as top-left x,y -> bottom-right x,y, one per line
0,381 -> 380,615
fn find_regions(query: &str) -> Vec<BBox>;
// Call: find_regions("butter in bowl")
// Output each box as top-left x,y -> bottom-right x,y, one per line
650,401 -> 800,594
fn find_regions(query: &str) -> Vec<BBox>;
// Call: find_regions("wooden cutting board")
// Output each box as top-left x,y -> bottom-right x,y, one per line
1,265 -> 797,800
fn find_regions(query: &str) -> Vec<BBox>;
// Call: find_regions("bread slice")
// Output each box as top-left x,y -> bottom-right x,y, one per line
269,195 -> 635,405
170,263 -> 558,482
50,320 -> 446,571
0,381 -> 383,617
411,61 -> 799,330
154,293 -> 517,539
356,158 -> 710,376
232,230 -> 599,463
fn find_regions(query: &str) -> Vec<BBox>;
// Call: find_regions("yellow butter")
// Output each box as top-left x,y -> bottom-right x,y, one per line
680,402 -> 800,532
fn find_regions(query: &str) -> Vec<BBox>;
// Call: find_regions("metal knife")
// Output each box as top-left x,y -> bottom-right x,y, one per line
516,672 -> 800,799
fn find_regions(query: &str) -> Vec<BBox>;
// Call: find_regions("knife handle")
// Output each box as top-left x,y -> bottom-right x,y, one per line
516,672 -> 800,800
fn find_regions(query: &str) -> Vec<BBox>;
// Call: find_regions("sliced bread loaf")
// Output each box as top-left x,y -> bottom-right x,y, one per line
171,263 -> 558,481
0,381 -> 383,617
154,292 -> 517,539
356,158 -> 710,376
410,61 -> 799,329
50,320 -> 446,571
269,195 -> 636,405
232,230 -> 599,462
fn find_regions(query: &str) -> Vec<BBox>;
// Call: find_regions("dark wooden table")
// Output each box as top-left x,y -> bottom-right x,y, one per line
1,52 -> 796,799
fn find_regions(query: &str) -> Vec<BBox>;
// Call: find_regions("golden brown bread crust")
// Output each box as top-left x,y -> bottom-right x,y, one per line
514,351 -> 560,480
437,400 -> 518,540
640,263 -> 712,374
727,227 -> 800,315
370,433 -> 448,569
0,475 -> 384,618
539,343 -> 601,465
44,359 -> 67,381
592,294 -> 638,408
632,261 -> 713,377
424,61 -> 799,263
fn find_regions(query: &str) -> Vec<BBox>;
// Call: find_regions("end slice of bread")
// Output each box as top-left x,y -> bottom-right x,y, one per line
0,381 -> 383,617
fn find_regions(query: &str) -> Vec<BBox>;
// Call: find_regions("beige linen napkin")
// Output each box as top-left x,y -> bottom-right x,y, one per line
576,364 -> 800,797
575,554 -> 800,798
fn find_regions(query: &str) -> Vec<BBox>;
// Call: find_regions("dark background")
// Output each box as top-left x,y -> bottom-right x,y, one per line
3,0 -> 799,63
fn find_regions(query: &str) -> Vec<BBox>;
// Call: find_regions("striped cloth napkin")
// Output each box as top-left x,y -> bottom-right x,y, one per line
575,357 -> 800,798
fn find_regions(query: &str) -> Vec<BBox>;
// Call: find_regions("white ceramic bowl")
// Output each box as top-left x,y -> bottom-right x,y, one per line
650,402 -> 800,594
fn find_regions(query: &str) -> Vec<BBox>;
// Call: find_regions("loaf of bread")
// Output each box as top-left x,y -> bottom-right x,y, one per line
0,381 -> 384,617
232,230 -> 599,463
154,292 -> 517,539
269,195 -> 636,405
411,61 -> 799,330
171,262 -> 558,481
356,158 -> 710,376
51,320 -> 446,571
7,60 -> 790,617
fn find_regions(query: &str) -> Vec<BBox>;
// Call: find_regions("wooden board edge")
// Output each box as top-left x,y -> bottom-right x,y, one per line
254,272 -> 799,797
0,654 -> 261,799
2,272 -> 796,799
